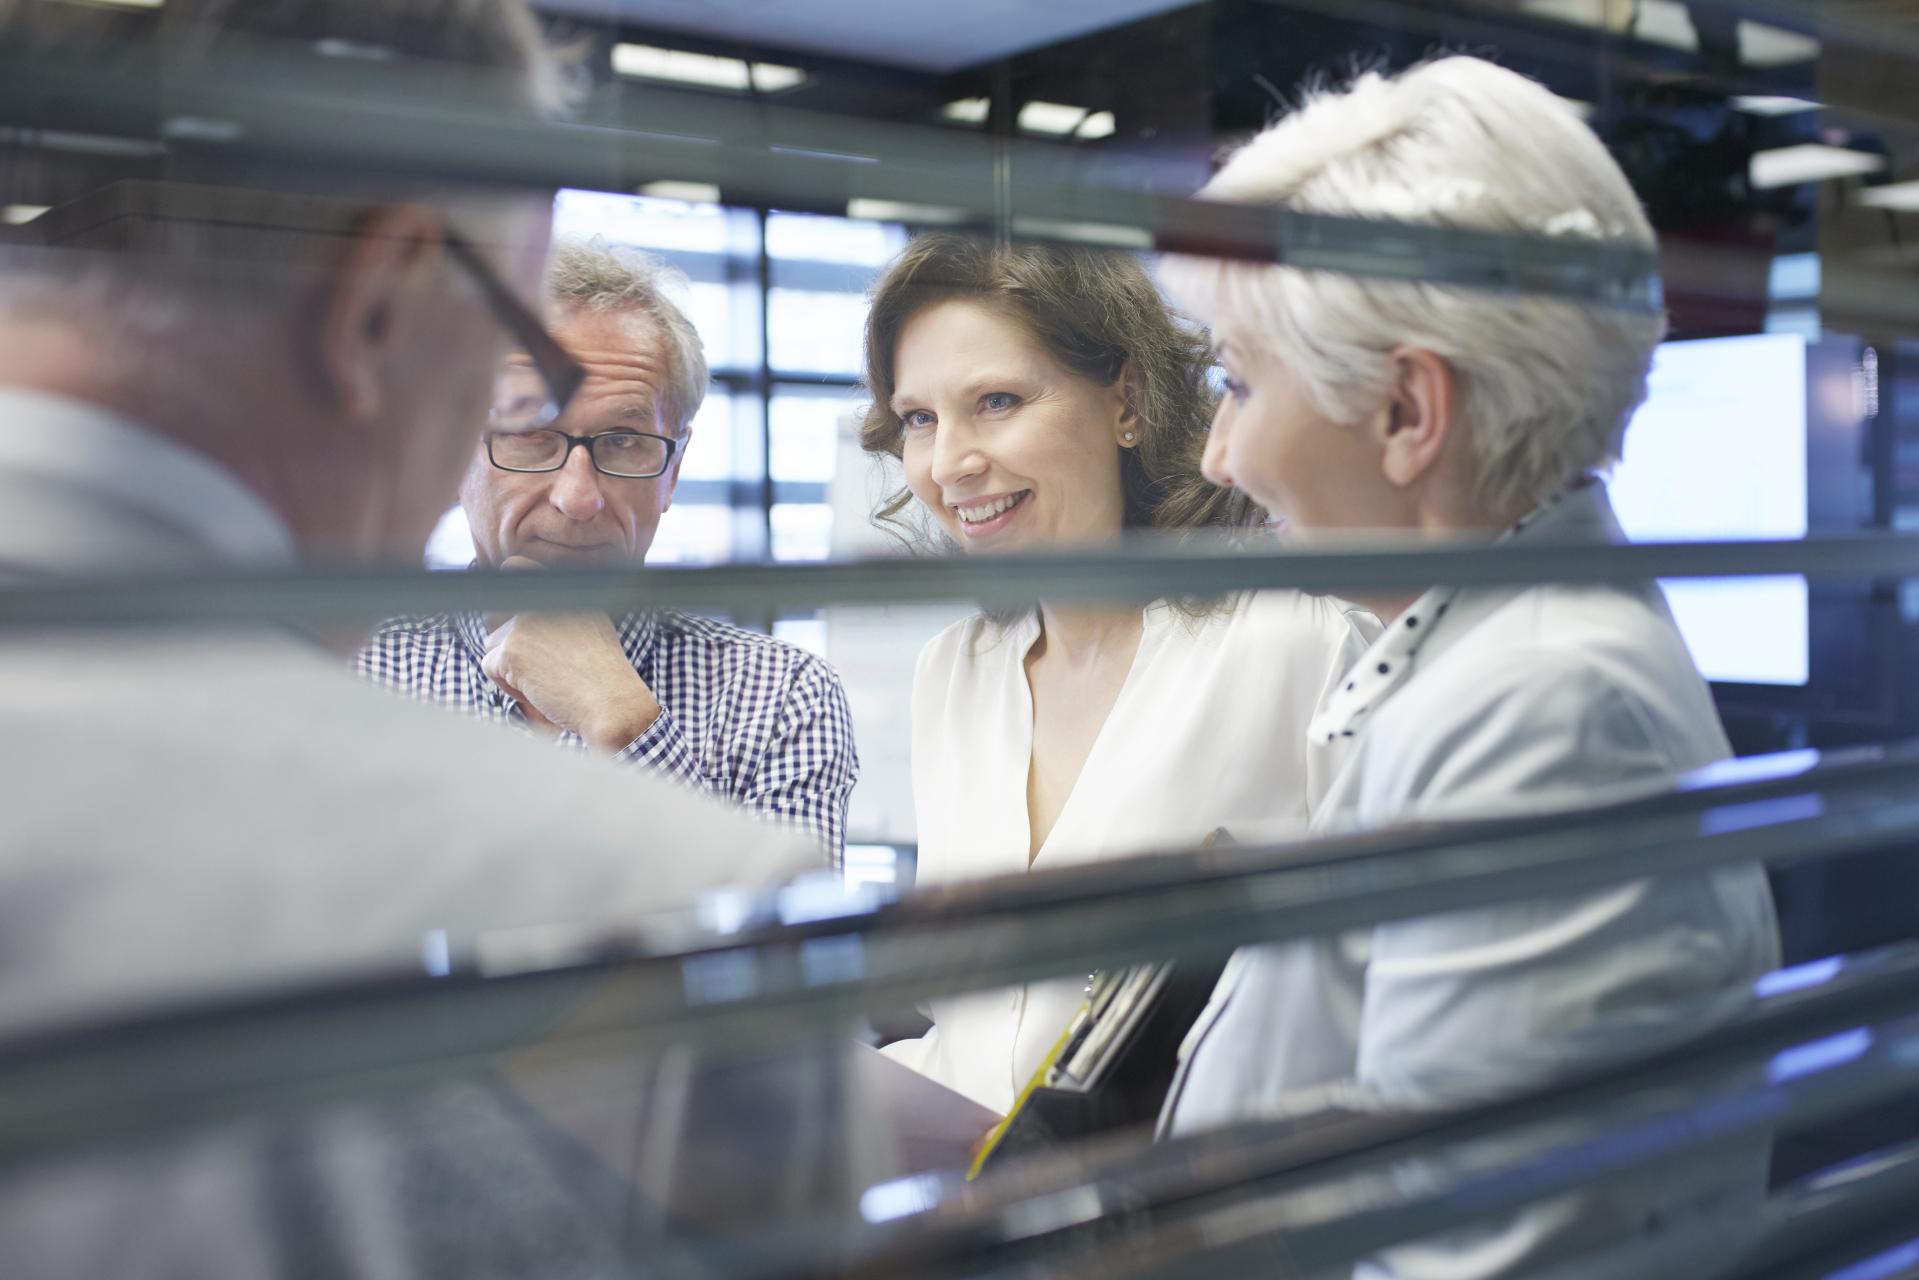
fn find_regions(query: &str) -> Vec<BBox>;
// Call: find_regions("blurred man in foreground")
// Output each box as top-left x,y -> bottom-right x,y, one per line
0,2 -> 817,1273
362,241 -> 858,865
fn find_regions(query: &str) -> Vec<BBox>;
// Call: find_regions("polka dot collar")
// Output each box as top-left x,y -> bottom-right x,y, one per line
1305,486 -> 1583,746
1307,585 -> 1462,744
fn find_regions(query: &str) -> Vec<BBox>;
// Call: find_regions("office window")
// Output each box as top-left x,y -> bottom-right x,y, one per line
771,502 -> 835,562
770,384 -> 858,485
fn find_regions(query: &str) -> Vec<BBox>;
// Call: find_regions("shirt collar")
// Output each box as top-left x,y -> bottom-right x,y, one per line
0,388 -> 297,568
1308,480 -> 1617,744
453,603 -> 661,672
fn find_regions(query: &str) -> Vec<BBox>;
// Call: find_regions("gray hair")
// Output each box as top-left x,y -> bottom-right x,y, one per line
1162,56 -> 1668,516
549,239 -> 709,435
0,0 -> 559,321
0,0 -> 559,108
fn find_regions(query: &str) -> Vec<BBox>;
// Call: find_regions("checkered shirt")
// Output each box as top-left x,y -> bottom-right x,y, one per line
358,610 -> 858,868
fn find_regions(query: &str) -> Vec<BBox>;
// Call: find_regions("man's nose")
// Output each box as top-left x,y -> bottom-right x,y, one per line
548,443 -> 606,519
1200,406 -> 1234,489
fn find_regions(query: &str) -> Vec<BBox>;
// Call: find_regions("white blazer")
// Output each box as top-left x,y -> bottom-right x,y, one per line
1162,482 -> 1780,1279
884,590 -> 1379,1114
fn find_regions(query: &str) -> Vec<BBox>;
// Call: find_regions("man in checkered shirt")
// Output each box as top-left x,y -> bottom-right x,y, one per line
360,241 -> 858,866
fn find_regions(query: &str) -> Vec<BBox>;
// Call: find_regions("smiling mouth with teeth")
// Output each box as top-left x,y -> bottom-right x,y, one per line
954,491 -> 1032,524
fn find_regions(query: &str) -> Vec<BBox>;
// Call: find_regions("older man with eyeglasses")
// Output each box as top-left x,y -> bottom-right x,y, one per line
360,241 -> 859,866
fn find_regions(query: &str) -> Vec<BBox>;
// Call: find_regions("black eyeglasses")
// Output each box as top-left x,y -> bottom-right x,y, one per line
486,428 -> 681,479
444,230 -> 586,432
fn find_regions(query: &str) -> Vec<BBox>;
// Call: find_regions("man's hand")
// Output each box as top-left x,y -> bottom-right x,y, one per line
480,556 -> 663,753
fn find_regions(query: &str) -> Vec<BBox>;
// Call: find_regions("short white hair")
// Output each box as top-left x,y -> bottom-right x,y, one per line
548,239 -> 708,435
1162,56 -> 1667,513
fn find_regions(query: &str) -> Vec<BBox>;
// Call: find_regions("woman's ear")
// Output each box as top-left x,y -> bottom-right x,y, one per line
1114,359 -> 1143,447
1375,346 -> 1456,489
314,203 -> 444,432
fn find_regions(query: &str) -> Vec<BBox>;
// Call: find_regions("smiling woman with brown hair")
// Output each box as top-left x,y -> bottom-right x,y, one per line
862,232 -> 1377,1116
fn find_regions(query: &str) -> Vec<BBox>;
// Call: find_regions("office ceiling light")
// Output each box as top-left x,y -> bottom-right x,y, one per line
313,38 -> 394,60
1010,216 -> 1151,250
0,127 -> 162,158
846,198 -> 967,225
1740,21 -> 1819,67
1076,111 -> 1116,140
751,64 -> 805,93
638,180 -> 721,203
1750,144 -> 1885,189
1018,100 -> 1090,136
1630,0 -> 1700,51
1519,0 -> 1698,52
1733,95 -> 1822,116
2,205 -> 50,225
941,98 -> 990,125
163,116 -> 243,143
611,43 -> 804,94
1861,181 -> 1919,213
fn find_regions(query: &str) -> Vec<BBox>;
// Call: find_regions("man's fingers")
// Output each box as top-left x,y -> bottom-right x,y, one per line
480,644 -> 509,685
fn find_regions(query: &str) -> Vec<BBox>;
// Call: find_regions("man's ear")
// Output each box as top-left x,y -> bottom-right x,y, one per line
1375,346 -> 1457,490
314,203 -> 445,430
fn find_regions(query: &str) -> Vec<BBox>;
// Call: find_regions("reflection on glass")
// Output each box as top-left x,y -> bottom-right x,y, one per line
771,503 -> 834,561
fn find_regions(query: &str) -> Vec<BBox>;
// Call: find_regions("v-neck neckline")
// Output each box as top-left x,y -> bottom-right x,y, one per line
1010,604 -> 1162,869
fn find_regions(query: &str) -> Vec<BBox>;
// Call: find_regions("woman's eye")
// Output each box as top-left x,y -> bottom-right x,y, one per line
980,392 -> 1020,412
900,410 -> 934,431
1221,375 -> 1249,402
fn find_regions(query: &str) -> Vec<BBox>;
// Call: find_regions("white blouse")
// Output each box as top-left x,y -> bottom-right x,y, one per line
883,590 -> 1379,1114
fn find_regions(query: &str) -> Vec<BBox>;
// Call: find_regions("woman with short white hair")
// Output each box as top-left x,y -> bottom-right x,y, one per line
1157,56 -> 1779,1279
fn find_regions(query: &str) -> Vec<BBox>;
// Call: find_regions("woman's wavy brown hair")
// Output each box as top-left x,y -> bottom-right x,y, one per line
858,233 -> 1256,543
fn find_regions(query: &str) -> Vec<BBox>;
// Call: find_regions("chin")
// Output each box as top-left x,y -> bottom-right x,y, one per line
525,542 -> 623,566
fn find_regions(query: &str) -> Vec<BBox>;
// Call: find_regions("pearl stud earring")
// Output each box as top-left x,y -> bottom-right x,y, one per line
1122,430 -> 1137,443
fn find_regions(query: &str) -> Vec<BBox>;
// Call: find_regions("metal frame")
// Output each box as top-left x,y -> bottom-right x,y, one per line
1,531 -> 1916,629
0,46 -> 1662,312
820,946 -> 1919,1280
0,741 -> 1915,1169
